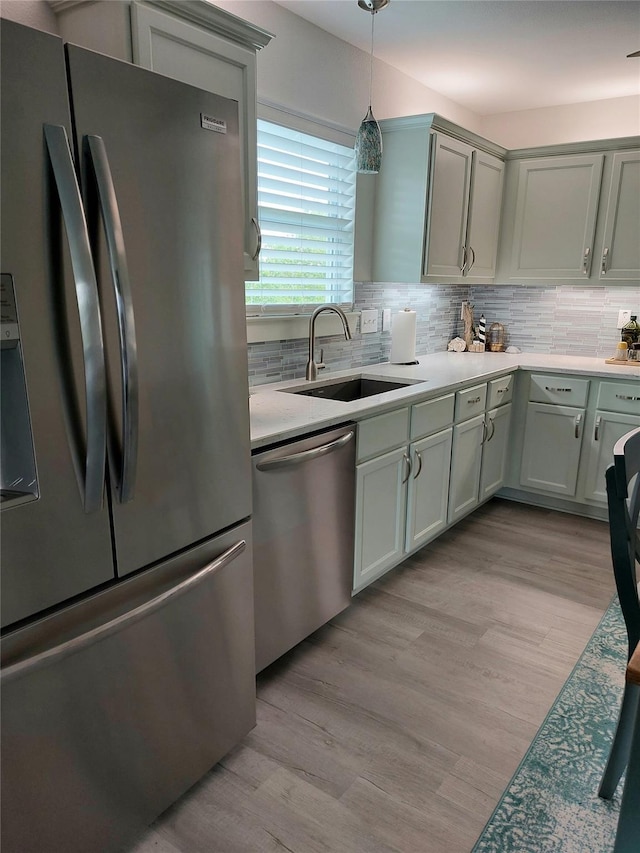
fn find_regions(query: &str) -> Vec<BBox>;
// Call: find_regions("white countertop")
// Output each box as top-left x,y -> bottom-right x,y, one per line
249,352 -> 640,449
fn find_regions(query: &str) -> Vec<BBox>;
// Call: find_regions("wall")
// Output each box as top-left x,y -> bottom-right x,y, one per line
0,0 -> 58,32
481,96 -> 640,149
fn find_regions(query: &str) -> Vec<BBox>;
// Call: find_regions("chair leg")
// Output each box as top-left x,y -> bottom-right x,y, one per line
613,692 -> 640,853
599,683 -> 640,800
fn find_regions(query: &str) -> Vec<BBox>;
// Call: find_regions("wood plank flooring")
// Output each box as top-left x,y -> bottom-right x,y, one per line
131,498 -> 615,853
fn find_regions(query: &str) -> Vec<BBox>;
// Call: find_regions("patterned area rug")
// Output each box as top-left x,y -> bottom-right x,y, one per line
472,597 -> 626,853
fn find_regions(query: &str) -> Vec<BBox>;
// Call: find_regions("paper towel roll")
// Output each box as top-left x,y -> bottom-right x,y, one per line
390,309 -> 417,364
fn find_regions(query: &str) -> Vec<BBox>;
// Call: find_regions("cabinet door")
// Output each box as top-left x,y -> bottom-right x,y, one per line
507,154 -> 604,280
424,133 -> 472,279
448,414 -> 485,524
599,150 -> 640,281
405,428 -> 453,552
465,150 -> 504,280
583,410 -> 640,504
131,3 -> 260,279
354,447 -> 407,592
520,403 -> 585,496
479,404 -> 512,500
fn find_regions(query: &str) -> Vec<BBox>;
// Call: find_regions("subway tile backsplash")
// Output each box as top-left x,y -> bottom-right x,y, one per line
247,283 -> 637,387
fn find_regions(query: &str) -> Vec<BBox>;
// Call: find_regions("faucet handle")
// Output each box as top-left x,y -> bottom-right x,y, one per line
317,348 -> 326,370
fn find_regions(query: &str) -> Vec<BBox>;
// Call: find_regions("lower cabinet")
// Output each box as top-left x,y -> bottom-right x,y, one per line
448,415 -> 485,523
479,403 -> 513,501
405,428 -> 453,552
520,402 -> 585,497
448,403 -> 512,523
353,378 -> 514,593
513,374 -> 640,512
354,447 -> 407,591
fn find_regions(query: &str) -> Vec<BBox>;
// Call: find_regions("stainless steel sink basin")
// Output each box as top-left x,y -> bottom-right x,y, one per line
286,377 -> 413,402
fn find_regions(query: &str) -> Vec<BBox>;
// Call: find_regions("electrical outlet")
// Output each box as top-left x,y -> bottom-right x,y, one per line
382,308 -> 391,331
618,309 -> 632,329
360,309 -> 378,334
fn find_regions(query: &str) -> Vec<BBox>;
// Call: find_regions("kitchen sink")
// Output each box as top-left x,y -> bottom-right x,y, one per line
286,377 -> 414,402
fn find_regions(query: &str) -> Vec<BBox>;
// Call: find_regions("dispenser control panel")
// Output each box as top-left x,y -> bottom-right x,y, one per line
1,274 -> 20,348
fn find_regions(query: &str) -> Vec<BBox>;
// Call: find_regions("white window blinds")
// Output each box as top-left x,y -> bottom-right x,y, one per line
247,120 -> 356,311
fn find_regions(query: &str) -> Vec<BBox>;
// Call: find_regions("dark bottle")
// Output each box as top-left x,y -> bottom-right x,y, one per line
621,315 -> 640,347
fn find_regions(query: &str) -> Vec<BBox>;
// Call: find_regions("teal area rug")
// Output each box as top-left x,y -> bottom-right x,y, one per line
472,597 -> 626,853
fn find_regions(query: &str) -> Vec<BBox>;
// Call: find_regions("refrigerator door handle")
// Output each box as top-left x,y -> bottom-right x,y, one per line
85,134 -> 139,504
44,124 -> 106,514
1,539 -> 246,684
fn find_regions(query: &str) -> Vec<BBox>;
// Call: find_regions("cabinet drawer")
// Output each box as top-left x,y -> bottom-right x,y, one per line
487,375 -> 514,409
529,374 -> 590,407
596,382 -> 640,416
455,383 -> 487,421
357,408 -> 409,462
410,394 -> 455,441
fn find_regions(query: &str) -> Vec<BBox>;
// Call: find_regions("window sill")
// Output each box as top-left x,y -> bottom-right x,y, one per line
246,312 -> 360,344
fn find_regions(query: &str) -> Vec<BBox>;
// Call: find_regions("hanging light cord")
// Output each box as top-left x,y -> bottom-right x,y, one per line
368,11 -> 375,109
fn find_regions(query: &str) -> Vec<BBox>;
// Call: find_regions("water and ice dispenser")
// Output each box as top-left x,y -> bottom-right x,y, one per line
1,273 -> 38,506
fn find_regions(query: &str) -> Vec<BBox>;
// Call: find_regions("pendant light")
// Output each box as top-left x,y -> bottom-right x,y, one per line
355,0 -> 389,174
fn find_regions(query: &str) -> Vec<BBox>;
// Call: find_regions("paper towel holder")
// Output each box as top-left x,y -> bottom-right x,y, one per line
390,308 -> 419,365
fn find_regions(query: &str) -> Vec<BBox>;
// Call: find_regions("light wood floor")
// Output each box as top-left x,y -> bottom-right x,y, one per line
132,498 -> 615,853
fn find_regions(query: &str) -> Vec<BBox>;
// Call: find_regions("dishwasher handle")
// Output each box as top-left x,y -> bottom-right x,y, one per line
255,430 -> 354,471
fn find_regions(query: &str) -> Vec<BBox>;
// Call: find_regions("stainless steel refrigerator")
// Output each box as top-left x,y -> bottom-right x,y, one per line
1,19 -> 255,852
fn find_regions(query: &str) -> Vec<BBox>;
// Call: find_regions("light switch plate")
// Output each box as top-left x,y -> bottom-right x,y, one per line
360,309 -> 378,334
618,309 -> 632,329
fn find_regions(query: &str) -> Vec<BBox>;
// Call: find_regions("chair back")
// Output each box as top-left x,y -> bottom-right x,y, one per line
606,426 -> 640,660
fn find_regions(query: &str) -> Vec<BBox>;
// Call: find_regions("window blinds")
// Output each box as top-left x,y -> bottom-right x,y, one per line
247,120 -> 356,310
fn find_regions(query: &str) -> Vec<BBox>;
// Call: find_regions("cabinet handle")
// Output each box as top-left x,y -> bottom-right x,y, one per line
413,450 -> 423,479
582,247 -> 591,275
481,419 -> 488,445
467,396 -> 482,405
545,386 -> 571,393
616,394 -> 640,402
601,247 -> 609,275
488,417 -> 496,442
402,453 -> 412,484
467,246 -> 476,272
574,413 -> 582,439
251,216 -> 262,261
460,246 -> 468,274
594,415 -> 601,441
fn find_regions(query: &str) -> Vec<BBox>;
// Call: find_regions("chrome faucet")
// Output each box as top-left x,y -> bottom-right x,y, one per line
306,305 -> 352,381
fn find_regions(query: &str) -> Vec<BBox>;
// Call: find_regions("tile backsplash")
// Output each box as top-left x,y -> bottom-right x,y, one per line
247,283 -> 637,387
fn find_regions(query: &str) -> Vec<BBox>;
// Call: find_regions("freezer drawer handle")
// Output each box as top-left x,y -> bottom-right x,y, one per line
255,431 -> 354,471
44,125 -> 106,514
1,539 -> 246,684
86,135 -> 139,504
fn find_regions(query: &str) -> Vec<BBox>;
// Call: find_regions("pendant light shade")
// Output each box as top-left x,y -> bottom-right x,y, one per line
355,106 -> 382,174
355,0 -> 389,174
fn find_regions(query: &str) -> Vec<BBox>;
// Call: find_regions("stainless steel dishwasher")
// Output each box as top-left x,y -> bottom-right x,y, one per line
252,423 -> 356,673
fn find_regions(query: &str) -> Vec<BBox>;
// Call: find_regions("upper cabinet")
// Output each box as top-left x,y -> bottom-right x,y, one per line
496,141 -> 640,285
51,0 -> 273,281
371,115 -> 506,284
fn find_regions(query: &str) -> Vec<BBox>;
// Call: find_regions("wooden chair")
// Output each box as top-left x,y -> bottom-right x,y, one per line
597,426 -> 640,853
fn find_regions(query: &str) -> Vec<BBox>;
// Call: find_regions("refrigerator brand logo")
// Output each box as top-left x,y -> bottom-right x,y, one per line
201,114 -> 227,134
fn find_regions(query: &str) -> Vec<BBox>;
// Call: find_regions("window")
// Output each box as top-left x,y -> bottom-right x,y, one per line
247,120 -> 356,313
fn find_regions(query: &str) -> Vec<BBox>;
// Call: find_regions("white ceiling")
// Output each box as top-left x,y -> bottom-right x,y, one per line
273,0 -> 640,115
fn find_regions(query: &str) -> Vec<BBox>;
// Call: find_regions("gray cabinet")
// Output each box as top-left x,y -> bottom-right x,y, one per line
448,414 -> 486,522
497,141 -> 640,284
520,402 -> 586,496
52,0 -> 272,280
599,150 -> 640,280
371,114 -> 506,284
479,402 -> 512,500
353,394 -> 455,592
